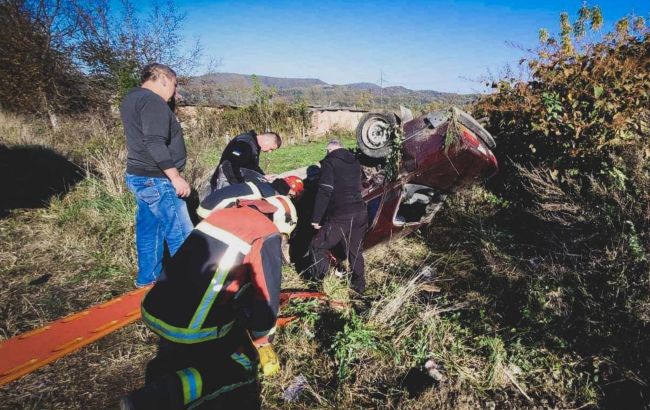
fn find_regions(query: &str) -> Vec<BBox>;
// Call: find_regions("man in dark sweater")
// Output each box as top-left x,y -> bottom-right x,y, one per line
209,131 -> 282,191
121,63 -> 193,287
310,140 -> 368,295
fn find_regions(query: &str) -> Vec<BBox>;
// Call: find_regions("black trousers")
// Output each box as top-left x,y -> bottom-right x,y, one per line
127,327 -> 261,409
309,212 -> 368,293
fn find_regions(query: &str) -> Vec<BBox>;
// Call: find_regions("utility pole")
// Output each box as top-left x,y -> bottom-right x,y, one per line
379,69 -> 388,109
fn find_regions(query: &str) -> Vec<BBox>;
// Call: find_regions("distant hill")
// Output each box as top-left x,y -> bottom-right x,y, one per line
181,72 -> 477,109
344,82 -> 382,91
191,73 -> 327,89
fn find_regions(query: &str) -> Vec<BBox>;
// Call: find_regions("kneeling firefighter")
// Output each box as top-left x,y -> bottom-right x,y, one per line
120,195 -> 298,409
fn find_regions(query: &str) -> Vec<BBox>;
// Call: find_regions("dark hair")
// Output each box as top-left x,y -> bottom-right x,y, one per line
141,63 -> 177,84
270,179 -> 290,195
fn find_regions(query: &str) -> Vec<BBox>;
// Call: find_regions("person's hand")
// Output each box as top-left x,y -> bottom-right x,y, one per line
170,175 -> 191,197
311,223 -> 321,230
264,174 -> 277,181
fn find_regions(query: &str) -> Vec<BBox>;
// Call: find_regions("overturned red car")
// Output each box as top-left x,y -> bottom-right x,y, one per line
289,106 -> 498,268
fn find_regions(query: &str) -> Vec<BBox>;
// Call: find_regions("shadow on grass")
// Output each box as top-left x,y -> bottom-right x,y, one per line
0,144 -> 85,217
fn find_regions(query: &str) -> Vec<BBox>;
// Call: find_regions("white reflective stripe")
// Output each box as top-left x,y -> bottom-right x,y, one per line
264,196 -> 283,214
264,196 -> 285,230
265,195 -> 297,235
275,195 -> 297,224
214,198 -> 237,209
198,183 -> 263,220
214,183 -> 261,210
319,183 -> 334,189
195,222 -> 251,254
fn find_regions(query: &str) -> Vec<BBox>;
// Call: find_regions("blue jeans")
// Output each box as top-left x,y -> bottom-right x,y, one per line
126,174 -> 193,286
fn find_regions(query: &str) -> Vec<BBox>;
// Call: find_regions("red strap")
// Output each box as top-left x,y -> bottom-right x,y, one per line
237,198 -> 277,214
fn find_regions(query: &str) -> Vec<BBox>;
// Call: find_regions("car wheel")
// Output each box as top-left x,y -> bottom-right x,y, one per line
356,113 -> 396,158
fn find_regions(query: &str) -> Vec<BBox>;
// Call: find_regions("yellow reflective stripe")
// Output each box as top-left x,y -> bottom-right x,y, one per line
187,378 -> 257,410
190,368 -> 203,400
189,247 -> 239,329
141,307 -> 234,344
176,367 -> 202,405
195,222 -> 251,254
230,352 -> 253,371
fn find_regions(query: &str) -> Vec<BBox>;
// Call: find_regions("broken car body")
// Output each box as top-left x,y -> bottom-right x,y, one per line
289,106 -> 498,269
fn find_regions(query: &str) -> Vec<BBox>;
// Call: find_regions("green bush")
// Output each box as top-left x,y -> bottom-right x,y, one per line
471,6 -> 649,405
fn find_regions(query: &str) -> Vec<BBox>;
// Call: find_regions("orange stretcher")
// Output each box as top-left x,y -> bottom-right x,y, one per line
0,288 -> 332,387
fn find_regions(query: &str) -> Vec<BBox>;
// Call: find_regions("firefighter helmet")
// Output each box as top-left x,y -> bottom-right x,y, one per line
282,175 -> 304,196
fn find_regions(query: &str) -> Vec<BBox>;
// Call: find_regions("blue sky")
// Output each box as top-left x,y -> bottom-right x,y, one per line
172,0 -> 649,93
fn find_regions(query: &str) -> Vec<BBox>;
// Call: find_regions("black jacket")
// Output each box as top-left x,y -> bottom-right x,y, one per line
142,203 -> 283,345
210,131 -> 263,190
312,148 -> 365,223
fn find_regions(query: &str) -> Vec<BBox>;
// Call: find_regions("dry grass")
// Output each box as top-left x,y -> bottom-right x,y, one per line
1,111 -> 629,409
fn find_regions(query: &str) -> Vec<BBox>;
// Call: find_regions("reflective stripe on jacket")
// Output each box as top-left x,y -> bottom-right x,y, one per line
197,181 -> 277,219
142,204 -> 283,345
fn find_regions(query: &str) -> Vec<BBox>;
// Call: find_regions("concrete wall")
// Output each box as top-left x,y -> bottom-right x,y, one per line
309,109 -> 366,137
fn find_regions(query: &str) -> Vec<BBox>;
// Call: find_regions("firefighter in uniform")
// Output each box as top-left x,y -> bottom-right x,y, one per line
120,195 -> 298,409
197,176 -> 304,219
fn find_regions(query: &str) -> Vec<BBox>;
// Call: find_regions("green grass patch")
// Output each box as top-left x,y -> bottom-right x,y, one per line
260,134 -> 356,174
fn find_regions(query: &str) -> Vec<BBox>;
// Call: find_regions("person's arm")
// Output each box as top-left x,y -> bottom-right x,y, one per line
221,141 -> 256,184
311,160 -> 334,227
140,97 -> 190,197
248,234 -> 282,347
163,167 -> 190,197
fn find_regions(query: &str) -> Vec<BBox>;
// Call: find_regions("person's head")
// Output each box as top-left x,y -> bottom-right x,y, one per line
270,176 -> 304,198
326,139 -> 343,153
140,63 -> 178,102
257,132 -> 282,153
306,165 -> 321,181
283,175 -> 304,198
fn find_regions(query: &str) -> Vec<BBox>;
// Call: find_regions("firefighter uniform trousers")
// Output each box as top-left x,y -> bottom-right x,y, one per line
131,203 -> 284,409
132,328 -> 260,409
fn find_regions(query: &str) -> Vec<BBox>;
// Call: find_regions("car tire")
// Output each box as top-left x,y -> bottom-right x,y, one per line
355,112 -> 396,158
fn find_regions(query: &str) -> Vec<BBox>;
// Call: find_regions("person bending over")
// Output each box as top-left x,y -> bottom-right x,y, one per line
209,131 -> 282,191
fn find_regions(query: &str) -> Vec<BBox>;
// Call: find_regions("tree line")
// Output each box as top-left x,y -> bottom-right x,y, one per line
0,0 -> 200,116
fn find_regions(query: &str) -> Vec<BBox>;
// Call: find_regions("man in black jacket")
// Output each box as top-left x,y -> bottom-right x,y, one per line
209,131 -> 282,191
310,140 -> 368,294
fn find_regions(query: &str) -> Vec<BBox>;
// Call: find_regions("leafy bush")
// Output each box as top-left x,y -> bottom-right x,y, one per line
476,11 -> 648,185
472,6 -> 649,405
